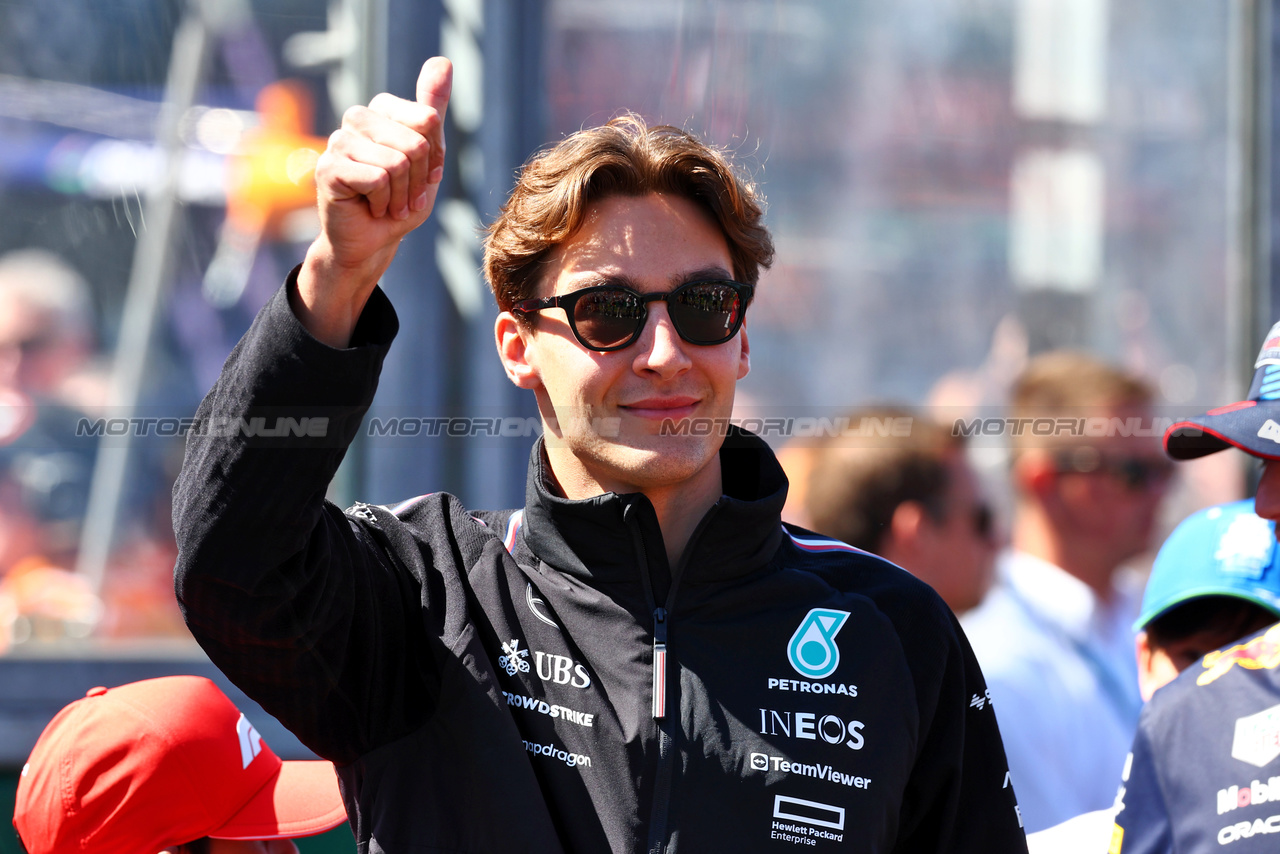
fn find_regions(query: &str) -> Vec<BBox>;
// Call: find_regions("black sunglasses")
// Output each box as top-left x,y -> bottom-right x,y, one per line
1054,448 -> 1175,491
511,280 -> 754,353
970,503 -> 995,539
925,499 -> 995,540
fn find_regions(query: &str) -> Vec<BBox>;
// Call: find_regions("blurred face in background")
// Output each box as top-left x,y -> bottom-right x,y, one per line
1041,405 -> 1173,567
882,451 -> 997,615
0,291 -> 87,399
920,453 -> 998,614
1255,459 -> 1280,528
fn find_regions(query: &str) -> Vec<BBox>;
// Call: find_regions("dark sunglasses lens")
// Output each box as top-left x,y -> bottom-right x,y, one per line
573,289 -> 645,349
973,504 -> 993,539
1119,459 -> 1173,490
670,282 -> 744,344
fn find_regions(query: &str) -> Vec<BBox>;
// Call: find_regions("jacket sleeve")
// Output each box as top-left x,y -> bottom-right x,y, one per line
892,603 -> 1030,852
172,269 -> 439,764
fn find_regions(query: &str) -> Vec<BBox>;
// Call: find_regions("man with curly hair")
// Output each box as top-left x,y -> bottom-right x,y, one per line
174,57 -> 1026,852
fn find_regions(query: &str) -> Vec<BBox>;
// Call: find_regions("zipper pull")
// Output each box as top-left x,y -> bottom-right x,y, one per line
652,607 -> 668,719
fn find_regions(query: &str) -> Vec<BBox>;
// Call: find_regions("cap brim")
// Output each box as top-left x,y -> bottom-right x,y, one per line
1165,401 -> 1280,460
1136,587 -> 1280,632
209,760 -> 348,840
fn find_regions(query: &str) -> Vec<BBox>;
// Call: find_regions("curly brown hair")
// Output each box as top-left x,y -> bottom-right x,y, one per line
483,113 -> 774,311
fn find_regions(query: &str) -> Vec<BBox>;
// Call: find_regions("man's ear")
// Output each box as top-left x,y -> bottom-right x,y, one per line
1012,449 -> 1057,498
737,322 -> 750,379
495,312 -> 540,389
1135,630 -> 1160,702
888,501 -> 926,547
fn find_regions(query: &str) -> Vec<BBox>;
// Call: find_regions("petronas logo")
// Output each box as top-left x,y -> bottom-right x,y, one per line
787,609 -> 851,679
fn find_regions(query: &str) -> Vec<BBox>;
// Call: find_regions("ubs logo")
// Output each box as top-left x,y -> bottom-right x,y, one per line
788,609 -> 850,679
534,651 -> 591,689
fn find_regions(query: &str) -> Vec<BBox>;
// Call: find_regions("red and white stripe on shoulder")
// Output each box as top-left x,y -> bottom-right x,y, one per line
783,526 -> 870,555
391,494 -> 435,516
503,509 -> 525,553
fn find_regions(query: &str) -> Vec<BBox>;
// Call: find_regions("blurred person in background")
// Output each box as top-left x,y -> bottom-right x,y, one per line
962,351 -> 1174,832
802,405 -> 998,615
1095,321 -> 1280,853
0,248 -> 102,568
0,249 -> 98,409
12,674 -> 348,853
0,249 -> 106,649
1026,499 -> 1280,853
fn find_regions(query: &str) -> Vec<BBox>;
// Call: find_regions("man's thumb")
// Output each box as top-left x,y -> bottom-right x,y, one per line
417,56 -> 453,117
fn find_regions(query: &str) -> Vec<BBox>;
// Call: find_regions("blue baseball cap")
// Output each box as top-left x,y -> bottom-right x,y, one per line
1166,321 -> 1280,460
1136,499 -> 1280,631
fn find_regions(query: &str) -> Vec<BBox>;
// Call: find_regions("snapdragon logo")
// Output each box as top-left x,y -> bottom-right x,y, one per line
522,739 -> 592,768
788,609 -> 850,679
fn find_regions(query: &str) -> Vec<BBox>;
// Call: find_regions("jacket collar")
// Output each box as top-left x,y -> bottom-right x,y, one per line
520,426 -> 787,588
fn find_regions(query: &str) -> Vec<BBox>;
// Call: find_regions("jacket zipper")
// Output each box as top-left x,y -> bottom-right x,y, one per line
652,607 -> 668,719
628,500 -> 725,854
622,504 -> 675,854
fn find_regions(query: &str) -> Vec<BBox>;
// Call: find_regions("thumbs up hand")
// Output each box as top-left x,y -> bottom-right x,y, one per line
295,57 -> 453,347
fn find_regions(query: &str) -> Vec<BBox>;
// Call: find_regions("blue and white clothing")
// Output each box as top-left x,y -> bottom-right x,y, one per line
963,550 -> 1143,833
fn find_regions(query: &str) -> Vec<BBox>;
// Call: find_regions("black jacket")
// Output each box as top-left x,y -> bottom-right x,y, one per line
173,276 -> 1028,853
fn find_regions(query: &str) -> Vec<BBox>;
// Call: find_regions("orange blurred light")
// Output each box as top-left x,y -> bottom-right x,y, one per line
225,79 -> 327,239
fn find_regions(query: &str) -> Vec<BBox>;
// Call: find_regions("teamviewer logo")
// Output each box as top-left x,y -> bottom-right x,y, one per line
750,752 -> 769,771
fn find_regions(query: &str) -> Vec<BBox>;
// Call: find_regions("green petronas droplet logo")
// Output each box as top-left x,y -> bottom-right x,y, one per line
787,608 -> 851,679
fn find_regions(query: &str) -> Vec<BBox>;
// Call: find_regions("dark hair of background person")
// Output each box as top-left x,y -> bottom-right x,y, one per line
483,112 -> 775,312
1007,350 -> 1154,455
1144,596 -> 1278,652
804,406 -> 965,553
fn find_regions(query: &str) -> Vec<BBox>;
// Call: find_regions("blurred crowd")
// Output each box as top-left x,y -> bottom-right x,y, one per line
0,248 -> 185,652
1,242 -> 1275,851
776,348 -> 1232,841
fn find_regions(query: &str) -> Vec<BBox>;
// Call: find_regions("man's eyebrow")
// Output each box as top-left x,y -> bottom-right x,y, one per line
671,266 -> 734,286
562,273 -> 641,293
560,266 -> 736,295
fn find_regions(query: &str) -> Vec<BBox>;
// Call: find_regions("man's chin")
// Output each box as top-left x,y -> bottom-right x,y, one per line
590,439 -> 721,492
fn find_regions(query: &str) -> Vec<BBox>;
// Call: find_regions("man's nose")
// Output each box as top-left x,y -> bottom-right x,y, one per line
1256,459 -> 1280,523
633,304 -> 692,377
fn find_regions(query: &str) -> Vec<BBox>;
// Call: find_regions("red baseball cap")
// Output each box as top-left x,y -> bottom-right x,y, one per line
12,675 -> 347,853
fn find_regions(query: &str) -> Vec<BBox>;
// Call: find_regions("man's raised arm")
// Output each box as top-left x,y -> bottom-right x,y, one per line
294,56 -> 452,347
172,59 -> 454,762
